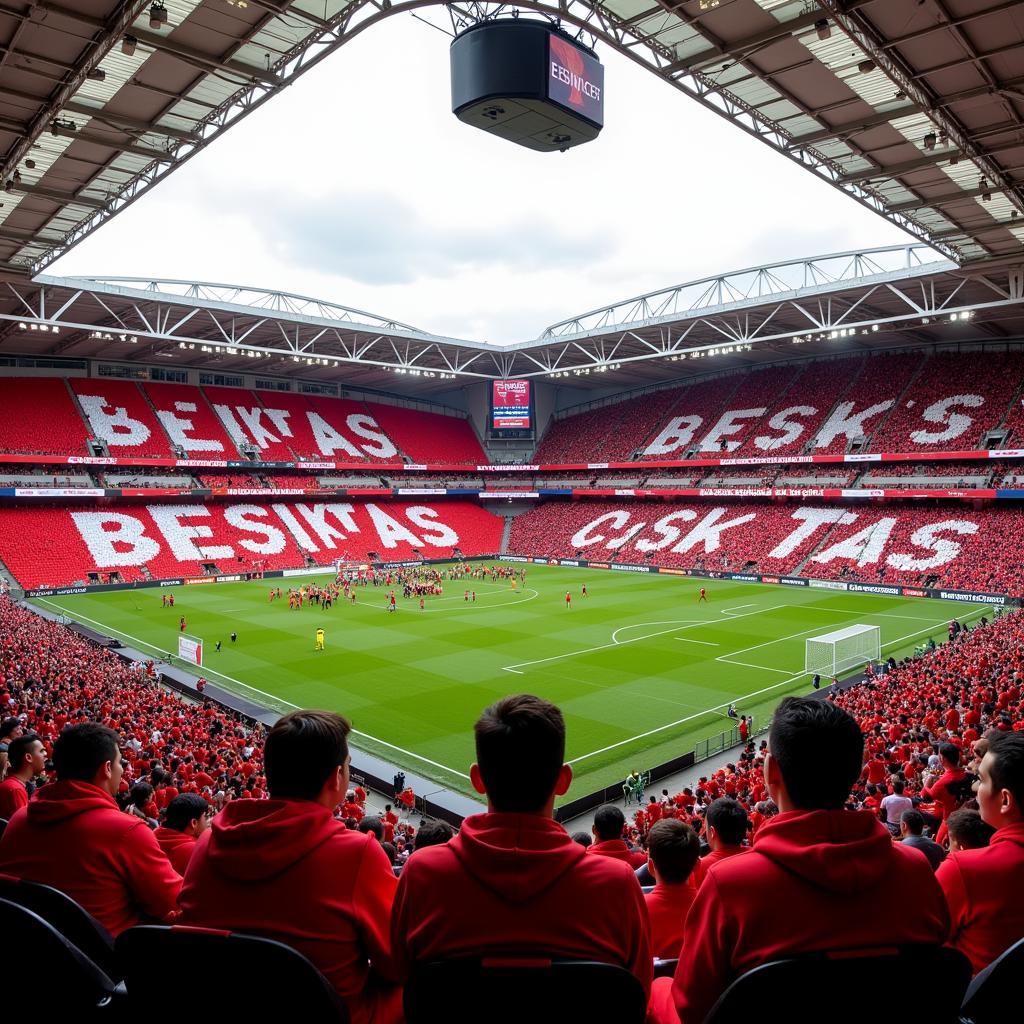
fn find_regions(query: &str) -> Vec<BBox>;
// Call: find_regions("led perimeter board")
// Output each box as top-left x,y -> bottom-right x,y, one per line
492,379 -> 532,430
450,20 -> 604,153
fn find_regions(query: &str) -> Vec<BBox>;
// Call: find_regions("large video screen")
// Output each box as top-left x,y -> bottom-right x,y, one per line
492,380 -> 532,430
547,35 -> 604,127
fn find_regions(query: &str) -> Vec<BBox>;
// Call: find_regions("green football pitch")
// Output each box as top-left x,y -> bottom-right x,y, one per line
34,565 -> 989,804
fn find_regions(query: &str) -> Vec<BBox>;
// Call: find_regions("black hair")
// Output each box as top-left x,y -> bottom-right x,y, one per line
938,742 -> 961,767
264,710 -> 350,801
129,782 -> 154,808
647,819 -> 700,885
413,820 -> 455,851
571,831 -> 592,848
987,731 -> 1024,809
358,815 -> 384,841
52,723 -> 119,783
900,808 -> 925,835
706,797 -> 749,845
475,694 -> 565,813
946,808 -> 996,850
6,732 -> 41,773
593,803 -> 626,841
164,793 -> 210,832
769,697 -> 863,810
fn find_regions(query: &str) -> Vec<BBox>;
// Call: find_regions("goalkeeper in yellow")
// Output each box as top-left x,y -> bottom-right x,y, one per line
315,627 -> 325,651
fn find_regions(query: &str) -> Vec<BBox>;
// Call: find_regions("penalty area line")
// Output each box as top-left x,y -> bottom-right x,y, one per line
33,599 -> 470,781
567,611 -> 986,768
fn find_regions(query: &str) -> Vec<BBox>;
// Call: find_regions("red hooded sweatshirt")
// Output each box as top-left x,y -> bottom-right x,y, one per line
587,837 -> 649,869
936,822 -> 1024,973
177,798 -> 401,1024
0,780 -> 181,936
648,809 -> 950,1024
392,812 -> 652,994
154,827 -> 197,876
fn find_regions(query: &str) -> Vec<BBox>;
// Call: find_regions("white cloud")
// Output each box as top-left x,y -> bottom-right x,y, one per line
52,14 -> 914,342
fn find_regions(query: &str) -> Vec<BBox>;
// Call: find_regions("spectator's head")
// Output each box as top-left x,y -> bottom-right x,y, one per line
939,742 -> 961,770
380,842 -> 397,865
647,819 -> 700,886
899,809 -> 925,837
766,697 -> 863,811
6,732 -> 45,779
593,804 -> 626,842
946,808 -> 996,852
359,815 -> 384,841
164,794 -> 211,837
471,694 -> 570,815
413,820 -> 455,851
976,731 -> 1024,829
892,778 -> 905,795
129,782 -> 154,810
570,831 -> 592,848
706,797 -> 749,850
52,723 -> 122,796
0,718 -> 22,745
264,710 -> 350,808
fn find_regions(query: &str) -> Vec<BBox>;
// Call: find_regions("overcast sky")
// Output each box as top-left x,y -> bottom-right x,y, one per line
52,14 -> 915,344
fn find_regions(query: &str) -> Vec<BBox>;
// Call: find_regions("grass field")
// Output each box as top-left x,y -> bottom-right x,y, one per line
34,565 -> 989,804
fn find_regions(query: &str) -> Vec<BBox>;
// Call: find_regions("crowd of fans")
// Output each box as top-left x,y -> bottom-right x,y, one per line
0,590 -> 1022,1020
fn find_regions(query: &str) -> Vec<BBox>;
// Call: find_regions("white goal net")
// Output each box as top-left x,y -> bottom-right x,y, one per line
805,624 -> 880,677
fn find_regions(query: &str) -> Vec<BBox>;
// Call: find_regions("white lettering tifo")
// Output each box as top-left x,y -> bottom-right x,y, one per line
550,61 -> 601,100
66,503 -> 466,567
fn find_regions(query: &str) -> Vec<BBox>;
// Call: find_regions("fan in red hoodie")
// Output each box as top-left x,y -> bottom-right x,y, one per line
0,732 -> 46,819
644,819 -> 701,959
648,697 -> 950,1024
588,803 -> 649,869
154,793 -> 211,875
936,730 -> 1024,974
178,710 -> 401,1024
392,694 -> 652,996
0,723 -> 182,936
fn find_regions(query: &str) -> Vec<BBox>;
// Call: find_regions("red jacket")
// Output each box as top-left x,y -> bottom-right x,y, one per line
649,809 -> 949,1024
645,881 -> 697,959
154,827 -> 197,876
0,776 -> 28,819
178,798 -> 400,1024
0,780 -> 181,936
587,838 -> 648,870
392,813 -> 652,994
936,822 -> 1024,973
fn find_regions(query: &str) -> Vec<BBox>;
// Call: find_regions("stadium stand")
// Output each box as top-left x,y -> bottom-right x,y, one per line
70,379 -> 175,458
0,378 -> 90,455
508,501 -> 1024,593
143,381 -> 242,458
869,353 -> 1024,453
0,501 -> 504,587
365,401 -> 484,464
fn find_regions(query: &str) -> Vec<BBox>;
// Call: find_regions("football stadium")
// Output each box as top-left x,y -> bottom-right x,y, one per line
0,1 -> 1022,1020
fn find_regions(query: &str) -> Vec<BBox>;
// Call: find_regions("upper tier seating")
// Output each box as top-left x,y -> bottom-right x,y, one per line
143,381 -> 241,457
0,500 -> 504,587
0,378 -> 90,455
532,351 -> 1024,463
365,402 -> 485,464
71,379 -> 173,457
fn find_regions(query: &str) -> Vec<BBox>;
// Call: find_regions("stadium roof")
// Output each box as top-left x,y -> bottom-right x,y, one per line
0,0 -> 1021,280
2,243 -> 1023,395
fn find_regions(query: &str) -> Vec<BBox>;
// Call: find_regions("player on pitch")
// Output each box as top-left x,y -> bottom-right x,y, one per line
315,627 -> 325,651
698,587 -> 707,603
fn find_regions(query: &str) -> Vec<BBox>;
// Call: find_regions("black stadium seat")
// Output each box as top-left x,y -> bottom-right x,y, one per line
404,957 -> 647,1024
0,874 -> 118,978
960,936 -> 1024,1024
703,945 -> 972,1024
0,897 -> 121,1017
115,924 -> 350,1022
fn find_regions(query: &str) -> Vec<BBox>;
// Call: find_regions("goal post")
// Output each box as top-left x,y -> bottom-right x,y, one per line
805,624 -> 880,678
